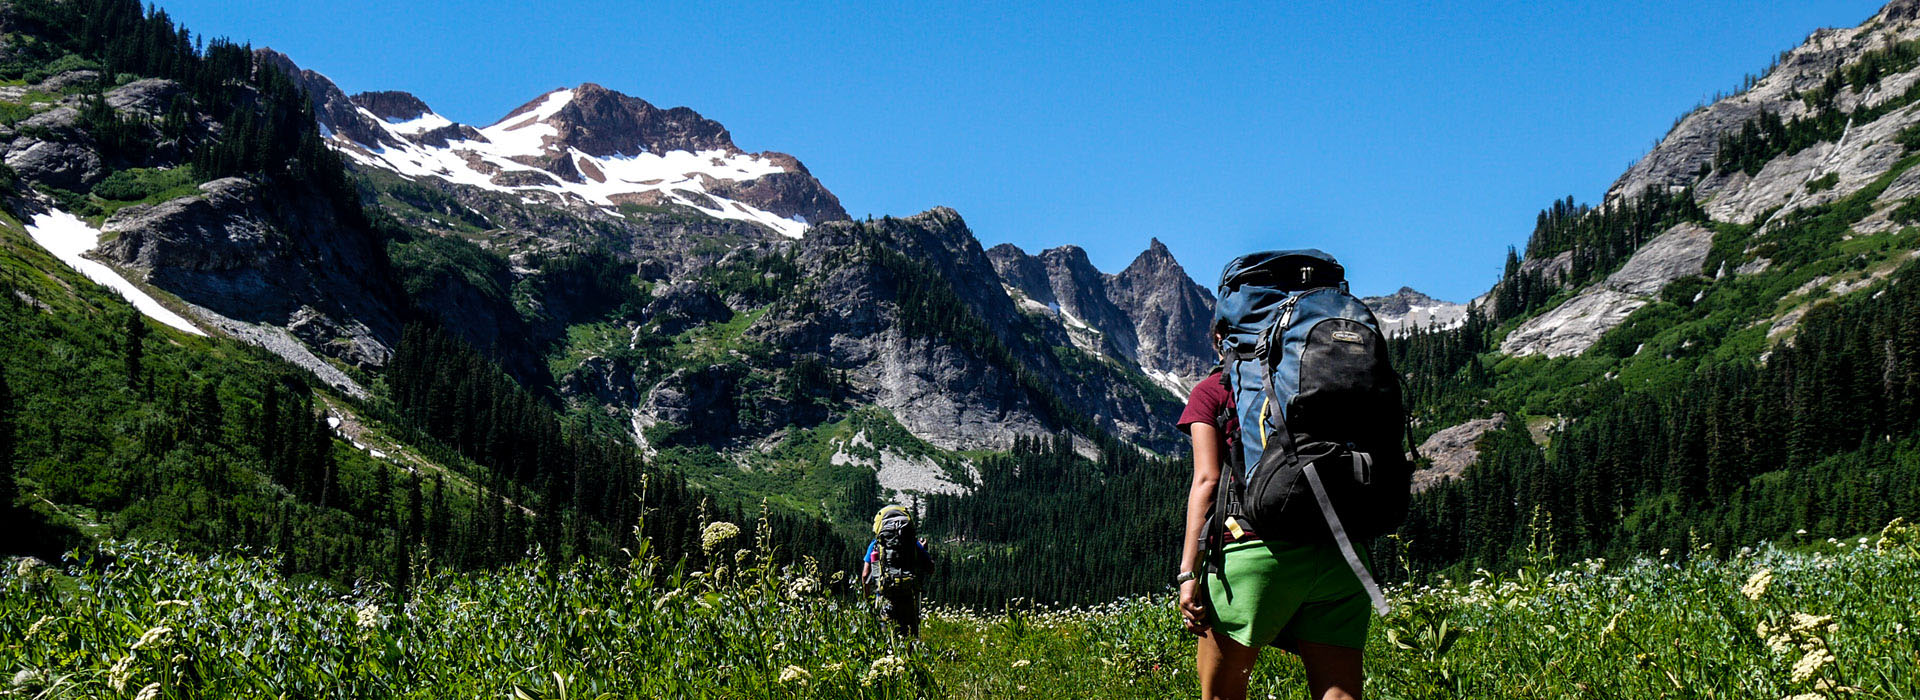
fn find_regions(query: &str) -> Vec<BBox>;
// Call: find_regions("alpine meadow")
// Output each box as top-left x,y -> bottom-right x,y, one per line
3,0 -> 1920,698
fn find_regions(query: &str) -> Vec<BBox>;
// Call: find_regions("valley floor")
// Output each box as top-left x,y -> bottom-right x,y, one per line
4,520 -> 1918,699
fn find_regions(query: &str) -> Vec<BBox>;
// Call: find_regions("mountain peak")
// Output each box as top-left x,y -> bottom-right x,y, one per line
350,91 -> 431,123
489,83 -> 735,158
1361,287 -> 1466,336
1126,238 -> 1180,270
1878,0 -> 1920,22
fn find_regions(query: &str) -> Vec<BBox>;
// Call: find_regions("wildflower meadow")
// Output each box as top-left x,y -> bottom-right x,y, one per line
3,519 -> 1917,698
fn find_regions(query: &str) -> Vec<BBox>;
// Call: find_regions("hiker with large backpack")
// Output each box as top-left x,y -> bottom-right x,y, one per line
1174,250 -> 1412,700
861,504 -> 935,637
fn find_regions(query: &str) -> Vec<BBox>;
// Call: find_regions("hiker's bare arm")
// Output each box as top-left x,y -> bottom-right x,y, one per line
1180,422 -> 1221,634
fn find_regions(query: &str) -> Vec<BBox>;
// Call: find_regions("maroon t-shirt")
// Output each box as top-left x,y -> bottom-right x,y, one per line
1177,369 -> 1231,439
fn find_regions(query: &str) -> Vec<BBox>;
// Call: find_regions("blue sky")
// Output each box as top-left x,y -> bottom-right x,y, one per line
159,0 -> 1885,300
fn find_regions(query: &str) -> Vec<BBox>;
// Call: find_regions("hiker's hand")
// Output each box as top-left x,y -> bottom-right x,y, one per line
1178,579 -> 1209,635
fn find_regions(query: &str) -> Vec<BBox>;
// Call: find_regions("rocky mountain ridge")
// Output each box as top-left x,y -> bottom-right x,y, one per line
987,239 -> 1216,396
1497,0 -> 1920,358
273,50 -> 846,237
1420,0 -> 1920,483
1359,286 -> 1469,337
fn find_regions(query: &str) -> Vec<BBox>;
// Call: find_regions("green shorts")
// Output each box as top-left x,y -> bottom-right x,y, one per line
1206,538 -> 1371,651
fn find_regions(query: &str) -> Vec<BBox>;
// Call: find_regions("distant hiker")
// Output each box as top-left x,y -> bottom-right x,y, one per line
862,504 -> 934,637
1176,250 -> 1412,700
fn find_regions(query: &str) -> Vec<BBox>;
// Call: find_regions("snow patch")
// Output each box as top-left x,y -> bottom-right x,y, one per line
1142,367 -> 1191,398
24,209 -> 205,335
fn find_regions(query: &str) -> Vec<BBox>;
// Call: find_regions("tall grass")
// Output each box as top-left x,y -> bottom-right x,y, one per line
4,520 -> 1917,698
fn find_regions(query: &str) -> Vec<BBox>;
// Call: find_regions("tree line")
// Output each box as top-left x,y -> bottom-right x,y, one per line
1399,259 -> 1920,573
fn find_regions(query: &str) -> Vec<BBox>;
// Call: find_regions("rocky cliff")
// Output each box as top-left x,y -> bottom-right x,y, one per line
1499,0 -> 1920,358
987,239 -> 1216,396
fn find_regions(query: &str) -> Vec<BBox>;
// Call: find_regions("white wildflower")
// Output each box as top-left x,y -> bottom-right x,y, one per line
1012,659 -> 1031,668
700,522 -> 740,552
1789,613 -> 1833,634
778,665 -> 810,684
131,626 -> 173,650
1742,569 -> 1773,601
785,576 -> 819,599
1790,647 -> 1834,683
860,654 -> 908,686
13,557 -> 44,578
24,615 -> 52,640
1758,621 -> 1794,655
356,605 -> 383,630
11,669 -> 43,688
133,682 -> 162,700
109,656 -> 134,693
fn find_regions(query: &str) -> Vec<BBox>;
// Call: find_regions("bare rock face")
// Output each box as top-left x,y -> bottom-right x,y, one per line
104,78 -> 182,117
560,355 -> 644,409
736,208 -> 1182,453
703,166 -> 847,226
1413,413 -> 1510,492
97,177 -> 401,366
350,90 -> 432,122
4,137 -> 103,190
529,82 -> 735,156
1601,222 -> 1716,297
1500,222 -> 1713,358
645,280 -> 731,335
641,365 -> 744,445
1702,104 -> 1920,224
1499,290 -> 1649,358
1606,12 -> 1906,204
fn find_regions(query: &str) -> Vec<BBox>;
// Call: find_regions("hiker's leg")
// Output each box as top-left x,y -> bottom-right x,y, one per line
1296,641 -> 1363,700
901,594 -> 922,637
1196,628 -> 1259,700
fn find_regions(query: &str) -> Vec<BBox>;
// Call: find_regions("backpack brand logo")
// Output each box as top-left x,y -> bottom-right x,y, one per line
1331,330 -> 1363,343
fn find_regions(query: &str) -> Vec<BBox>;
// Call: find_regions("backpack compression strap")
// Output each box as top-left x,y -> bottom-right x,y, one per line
1303,460 -> 1390,615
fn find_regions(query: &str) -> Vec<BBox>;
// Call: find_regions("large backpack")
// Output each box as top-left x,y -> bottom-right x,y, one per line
1206,249 -> 1411,614
871,505 -> 930,594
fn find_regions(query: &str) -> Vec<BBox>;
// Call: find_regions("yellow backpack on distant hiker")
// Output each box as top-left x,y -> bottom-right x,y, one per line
871,506 -> 931,594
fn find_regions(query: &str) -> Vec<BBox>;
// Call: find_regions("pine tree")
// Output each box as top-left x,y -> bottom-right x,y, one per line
122,314 -> 147,393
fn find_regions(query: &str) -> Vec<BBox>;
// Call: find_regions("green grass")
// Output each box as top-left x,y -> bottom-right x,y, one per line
7,521 -> 1916,698
547,322 -> 631,380
88,167 -> 202,217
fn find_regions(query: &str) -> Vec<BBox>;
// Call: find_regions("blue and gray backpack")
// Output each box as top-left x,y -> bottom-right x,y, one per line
1205,249 -> 1411,613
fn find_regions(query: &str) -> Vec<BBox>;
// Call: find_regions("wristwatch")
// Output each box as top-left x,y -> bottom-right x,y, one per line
1175,571 -> 1197,584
